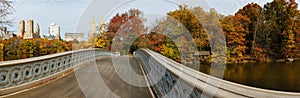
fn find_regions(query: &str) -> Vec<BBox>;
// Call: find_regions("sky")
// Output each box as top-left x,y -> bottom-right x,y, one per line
8,0 -> 299,40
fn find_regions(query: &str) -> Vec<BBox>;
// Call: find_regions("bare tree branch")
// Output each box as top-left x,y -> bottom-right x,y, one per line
0,0 -> 14,27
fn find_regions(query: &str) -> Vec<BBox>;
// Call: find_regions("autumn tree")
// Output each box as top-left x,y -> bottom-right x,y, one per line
95,35 -> 106,49
103,9 -> 145,54
134,30 -> 181,62
263,0 -> 300,59
0,38 -> 71,55
296,30 -> 300,57
236,3 -> 263,55
283,0 -> 299,58
113,15 -> 145,54
168,5 -> 210,51
222,14 -> 250,62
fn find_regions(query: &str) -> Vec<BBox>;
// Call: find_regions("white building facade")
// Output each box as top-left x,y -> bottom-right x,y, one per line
65,33 -> 84,42
48,23 -> 60,39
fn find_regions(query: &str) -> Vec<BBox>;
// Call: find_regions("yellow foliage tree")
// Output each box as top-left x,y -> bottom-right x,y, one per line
95,37 -> 106,49
160,43 -> 180,62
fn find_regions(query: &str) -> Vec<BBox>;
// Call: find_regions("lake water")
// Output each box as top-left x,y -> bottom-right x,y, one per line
200,61 -> 300,92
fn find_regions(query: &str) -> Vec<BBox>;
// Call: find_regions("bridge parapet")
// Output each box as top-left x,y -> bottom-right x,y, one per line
0,49 -> 113,95
135,48 -> 300,98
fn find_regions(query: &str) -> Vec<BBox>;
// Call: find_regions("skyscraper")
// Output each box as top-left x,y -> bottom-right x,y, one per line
88,16 -> 97,42
34,23 -> 40,38
23,19 -> 34,39
48,23 -> 60,39
89,16 -> 97,36
17,20 -> 25,38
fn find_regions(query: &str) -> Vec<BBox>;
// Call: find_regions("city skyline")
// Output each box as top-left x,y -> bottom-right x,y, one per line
8,0 -> 299,40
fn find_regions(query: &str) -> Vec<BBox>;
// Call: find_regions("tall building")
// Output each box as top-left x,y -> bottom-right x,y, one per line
65,33 -> 84,42
88,16 -> 97,39
23,19 -> 34,39
17,20 -> 25,38
17,19 -> 40,39
88,16 -> 108,41
90,16 -> 97,35
48,23 -> 60,39
34,23 -> 40,38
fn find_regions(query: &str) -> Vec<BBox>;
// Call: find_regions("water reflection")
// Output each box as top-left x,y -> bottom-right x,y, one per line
200,61 -> 300,92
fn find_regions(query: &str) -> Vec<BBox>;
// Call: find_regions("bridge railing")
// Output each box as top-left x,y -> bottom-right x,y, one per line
0,48 -> 114,95
135,48 -> 300,98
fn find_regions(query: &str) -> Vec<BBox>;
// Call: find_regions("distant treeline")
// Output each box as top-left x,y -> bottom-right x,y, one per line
0,38 -> 72,55
94,0 -> 300,63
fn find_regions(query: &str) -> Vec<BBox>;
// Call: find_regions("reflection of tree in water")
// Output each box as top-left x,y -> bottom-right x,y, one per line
209,62 -> 300,92
222,63 -> 269,88
223,65 -> 247,83
199,64 -> 211,75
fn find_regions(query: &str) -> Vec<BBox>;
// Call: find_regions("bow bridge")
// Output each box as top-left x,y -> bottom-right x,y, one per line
0,49 -> 300,98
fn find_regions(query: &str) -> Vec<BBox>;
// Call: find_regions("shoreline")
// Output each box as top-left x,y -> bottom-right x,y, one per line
226,58 -> 300,64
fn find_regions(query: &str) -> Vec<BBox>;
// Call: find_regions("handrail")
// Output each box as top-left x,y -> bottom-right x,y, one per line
0,48 -> 114,96
0,48 -> 106,66
135,48 -> 300,98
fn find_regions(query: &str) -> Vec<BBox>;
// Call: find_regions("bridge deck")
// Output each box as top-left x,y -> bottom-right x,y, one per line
6,57 -> 153,98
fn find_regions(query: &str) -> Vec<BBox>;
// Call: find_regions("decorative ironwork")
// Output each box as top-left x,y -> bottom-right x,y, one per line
0,49 -> 113,89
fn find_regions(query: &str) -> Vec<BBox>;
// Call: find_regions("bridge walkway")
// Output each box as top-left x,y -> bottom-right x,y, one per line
6,56 -> 153,98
